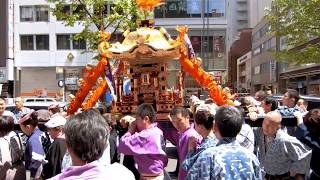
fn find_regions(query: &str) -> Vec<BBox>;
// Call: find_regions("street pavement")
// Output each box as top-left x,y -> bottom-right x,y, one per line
165,141 -> 178,180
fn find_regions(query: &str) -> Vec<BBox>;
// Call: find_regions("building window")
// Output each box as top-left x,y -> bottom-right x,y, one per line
57,34 -> 86,50
261,41 -> 266,52
73,39 -> 86,50
20,5 -> 49,22
20,6 -> 33,21
36,35 -> 49,50
76,5 -> 86,19
20,35 -> 49,50
252,31 -> 260,42
35,6 -> 49,21
280,36 -> 288,50
20,35 -> 34,50
259,24 -> 270,37
204,0 -> 226,18
62,5 -> 71,14
253,65 -> 261,75
260,62 -> 270,74
252,47 -> 261,56
93,4 -> 109,17
57,5 -> 86,21
261,39 -> 272,53
56,5 -> 70,21
57,35 -> 71,50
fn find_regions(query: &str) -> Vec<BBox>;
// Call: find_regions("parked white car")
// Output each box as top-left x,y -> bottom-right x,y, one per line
24,97 -> 57,106
24,97 -> 57,102
5,97 -> 63,112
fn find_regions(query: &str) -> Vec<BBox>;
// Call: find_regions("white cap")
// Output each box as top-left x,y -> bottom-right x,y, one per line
45,115 -> 66,128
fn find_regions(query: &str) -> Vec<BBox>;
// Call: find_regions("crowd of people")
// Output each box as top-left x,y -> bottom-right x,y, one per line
0,88 -> 319,180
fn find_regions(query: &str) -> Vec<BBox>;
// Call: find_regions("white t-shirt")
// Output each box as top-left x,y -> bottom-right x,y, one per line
104,163 -> 135,180
98,145 -> 111,167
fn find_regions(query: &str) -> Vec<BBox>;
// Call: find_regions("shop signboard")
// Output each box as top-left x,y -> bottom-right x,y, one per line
0,68 -> 7,83
64,68 -> 81,91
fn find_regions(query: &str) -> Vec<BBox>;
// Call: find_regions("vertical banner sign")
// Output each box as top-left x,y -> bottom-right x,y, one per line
105,60 -> 120,103
184,34 -> 196,59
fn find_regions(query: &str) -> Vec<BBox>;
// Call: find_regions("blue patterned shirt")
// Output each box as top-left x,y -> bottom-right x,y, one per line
182,135 -> 218,171
277,105 -> 304,135
257,128 -> 311,175
12,107 -> 32,124
277,105 -> 304,117
186,138 -> 262,180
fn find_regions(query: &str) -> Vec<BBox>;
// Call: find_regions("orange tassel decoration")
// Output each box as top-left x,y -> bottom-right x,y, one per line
176,26 -> 233,106
66,31 -> 112,115
67,57 -> 108,115
82,78 -> 108,109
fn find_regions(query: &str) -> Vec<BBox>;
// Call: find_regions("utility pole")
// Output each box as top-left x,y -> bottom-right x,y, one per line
206,0 -> 210,71
201,0 -> 205,63
202,0 -> 211,71
275,3 -> 281,94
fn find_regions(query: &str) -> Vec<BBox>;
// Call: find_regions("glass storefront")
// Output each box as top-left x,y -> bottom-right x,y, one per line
154,0 -> 226,18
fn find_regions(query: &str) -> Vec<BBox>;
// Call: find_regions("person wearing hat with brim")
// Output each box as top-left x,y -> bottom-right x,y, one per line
42,115 -> 67,179
48,103 -> 60,118
18,110 -> 48,179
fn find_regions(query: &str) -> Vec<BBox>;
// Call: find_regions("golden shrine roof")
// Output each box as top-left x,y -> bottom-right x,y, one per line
109,27 -> 178,53
108,27 -> 180,63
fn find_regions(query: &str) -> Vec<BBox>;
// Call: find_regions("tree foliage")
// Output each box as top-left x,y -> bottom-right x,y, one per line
266,0 -> 320,64
47,0 -> 145,52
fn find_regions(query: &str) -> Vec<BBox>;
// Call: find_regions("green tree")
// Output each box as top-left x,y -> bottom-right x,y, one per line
266,0 -> 320,64
48,0 -> 145,52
